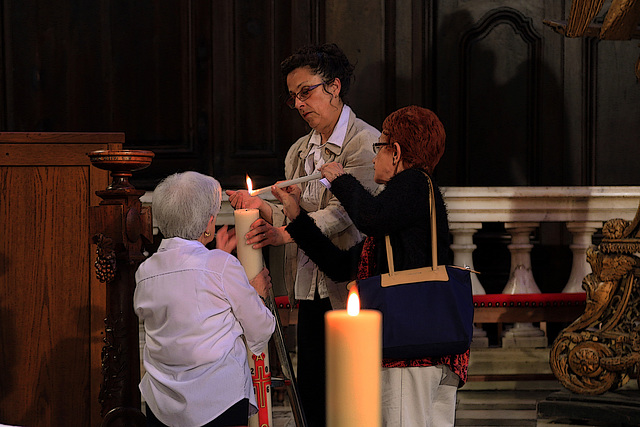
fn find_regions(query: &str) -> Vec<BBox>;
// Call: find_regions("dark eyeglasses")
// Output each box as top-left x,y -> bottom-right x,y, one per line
286,83 -> 324,109
372,142 -> 390,154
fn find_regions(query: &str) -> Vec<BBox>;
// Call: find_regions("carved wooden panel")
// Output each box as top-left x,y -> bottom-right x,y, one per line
435,3 -> 563,186
1,0 -> 639,188
433,1 -> 640,186
592,39 -> 640,185
209,0 -> 315,189
0,0 -> 318,190
0,133 -> 122,427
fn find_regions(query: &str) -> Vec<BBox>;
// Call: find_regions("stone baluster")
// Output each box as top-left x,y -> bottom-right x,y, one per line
562,221 -> 601,293
450,223 -> 488,347
450,223 -> 485,294
503,223 -> 541,294
502,223 -> 547,348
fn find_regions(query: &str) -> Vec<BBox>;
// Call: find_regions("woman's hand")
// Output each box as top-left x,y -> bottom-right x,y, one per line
215,225 -> 236,254
319,162 -> 346,182
226,189 -> 275,223
245,218 -> 292,248
249,267 -> 272,300
226,189 -> 263,210
271,185 -> 302,221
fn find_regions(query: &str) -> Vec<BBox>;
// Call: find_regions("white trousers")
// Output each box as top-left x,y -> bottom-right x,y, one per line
381,365 -> 458,427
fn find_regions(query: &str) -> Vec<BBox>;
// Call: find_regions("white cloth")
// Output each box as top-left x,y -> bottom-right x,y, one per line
381,365 -> 458,427
134,237 -> 275,427
296,105 -> 351,300
302,104 -> 350,199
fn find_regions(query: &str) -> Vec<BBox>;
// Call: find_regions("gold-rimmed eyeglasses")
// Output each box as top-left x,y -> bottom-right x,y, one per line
372,142 -> 390,154
286,82 -> 325,109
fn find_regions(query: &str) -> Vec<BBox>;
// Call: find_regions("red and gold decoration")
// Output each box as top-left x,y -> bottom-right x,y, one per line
251,353 -> 272,427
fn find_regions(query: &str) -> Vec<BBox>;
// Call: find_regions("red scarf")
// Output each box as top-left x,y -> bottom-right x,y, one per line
357,236 -> 377,280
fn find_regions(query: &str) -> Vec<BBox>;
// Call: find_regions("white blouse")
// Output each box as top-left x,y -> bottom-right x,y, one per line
134,237 -> 275,427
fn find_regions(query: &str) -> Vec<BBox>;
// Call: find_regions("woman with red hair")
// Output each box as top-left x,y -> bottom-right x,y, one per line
249,105 -> 468,426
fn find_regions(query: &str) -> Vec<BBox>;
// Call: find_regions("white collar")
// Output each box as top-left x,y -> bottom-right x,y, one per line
309,104 -> 351,148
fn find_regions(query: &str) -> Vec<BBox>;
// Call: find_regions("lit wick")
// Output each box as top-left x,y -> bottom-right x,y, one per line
347,288 -> 360,316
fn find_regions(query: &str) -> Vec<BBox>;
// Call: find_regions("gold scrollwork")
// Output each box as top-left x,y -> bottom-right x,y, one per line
550,215 -> 640,395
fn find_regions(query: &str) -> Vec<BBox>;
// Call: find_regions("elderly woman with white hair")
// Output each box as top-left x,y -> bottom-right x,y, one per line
134,171 -> 275,427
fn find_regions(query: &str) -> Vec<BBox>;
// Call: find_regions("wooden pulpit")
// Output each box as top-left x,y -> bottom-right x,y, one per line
87,149 -> 154,427
0,133 -> 122,427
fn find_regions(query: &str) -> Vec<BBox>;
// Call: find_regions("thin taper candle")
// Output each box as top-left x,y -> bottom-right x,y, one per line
249,172 -> 322,196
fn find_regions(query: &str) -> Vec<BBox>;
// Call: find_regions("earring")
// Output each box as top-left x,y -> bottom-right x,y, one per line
204,231 -> 211,238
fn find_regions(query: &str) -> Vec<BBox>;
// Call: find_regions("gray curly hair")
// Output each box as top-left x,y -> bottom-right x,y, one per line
152,171 -> 222,240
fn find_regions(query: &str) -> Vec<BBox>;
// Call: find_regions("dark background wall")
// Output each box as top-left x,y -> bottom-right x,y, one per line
1,1 -> 639,424
2,0 -> 639,190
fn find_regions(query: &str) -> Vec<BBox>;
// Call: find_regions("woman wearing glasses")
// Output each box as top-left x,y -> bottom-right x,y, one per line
226,43 -> 379,426
267,106 -> 468,427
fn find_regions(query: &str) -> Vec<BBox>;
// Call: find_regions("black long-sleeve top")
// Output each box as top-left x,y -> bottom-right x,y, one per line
286,168 -> 451,282
287,168 -> 470,385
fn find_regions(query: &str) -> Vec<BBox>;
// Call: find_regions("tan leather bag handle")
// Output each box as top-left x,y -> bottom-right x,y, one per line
380,172 -> 451,287
384,172 -> 438,275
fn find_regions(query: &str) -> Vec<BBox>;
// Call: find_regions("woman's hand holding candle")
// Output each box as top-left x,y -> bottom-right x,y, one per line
319,162 -> 346,182
248,267 -> 272,300
226,189 -> 263,210
245,218 -> 293,249
270,185 -> 302,221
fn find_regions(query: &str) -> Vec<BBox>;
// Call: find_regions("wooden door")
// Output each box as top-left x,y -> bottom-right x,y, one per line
0,0 -> 320,190
432,1 -> 640,186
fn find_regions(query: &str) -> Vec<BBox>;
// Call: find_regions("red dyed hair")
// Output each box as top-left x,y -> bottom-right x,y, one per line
382,106 -> 446,174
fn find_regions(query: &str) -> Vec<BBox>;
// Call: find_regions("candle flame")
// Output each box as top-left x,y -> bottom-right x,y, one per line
347,287 -> 360,316
246,175 -> 254,195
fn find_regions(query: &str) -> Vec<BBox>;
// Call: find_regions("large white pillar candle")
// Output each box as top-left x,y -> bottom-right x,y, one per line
234,208 -> 264,280
234,208 -> 271,426
325,292 -> 382,427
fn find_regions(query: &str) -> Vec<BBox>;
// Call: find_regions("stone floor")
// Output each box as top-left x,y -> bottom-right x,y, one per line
271,388 -> 554,426
269,347 -> 640,426
273,386 -> 640,426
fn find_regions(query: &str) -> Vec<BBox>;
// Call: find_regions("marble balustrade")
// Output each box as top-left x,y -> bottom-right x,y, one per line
143,186 -> 640,294
139,186 -> 640,347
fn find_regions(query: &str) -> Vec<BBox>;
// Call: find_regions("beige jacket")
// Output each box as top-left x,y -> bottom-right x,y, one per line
269,109 -> 380,309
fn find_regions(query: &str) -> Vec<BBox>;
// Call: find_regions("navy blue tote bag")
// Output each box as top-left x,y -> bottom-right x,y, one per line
356,175 -> 474,359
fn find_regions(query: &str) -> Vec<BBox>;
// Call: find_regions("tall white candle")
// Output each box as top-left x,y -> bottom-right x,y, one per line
325,292 -> 382,427
234,208 -> 271,426
234,208 -> 264,280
